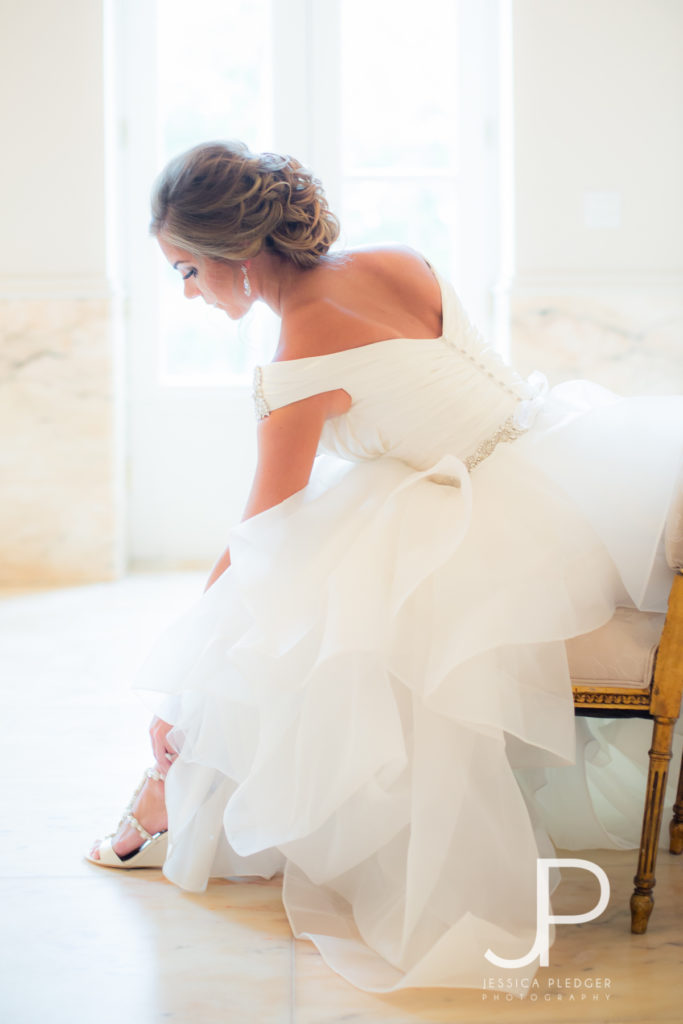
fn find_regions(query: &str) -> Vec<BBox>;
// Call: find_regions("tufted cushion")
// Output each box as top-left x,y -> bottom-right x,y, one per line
567,607 -> 665,689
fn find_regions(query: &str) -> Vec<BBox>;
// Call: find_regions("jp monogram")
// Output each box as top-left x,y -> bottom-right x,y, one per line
485,858 -> 610,968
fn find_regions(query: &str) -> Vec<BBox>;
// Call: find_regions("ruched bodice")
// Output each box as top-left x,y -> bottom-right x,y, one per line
253,270 -> 546,470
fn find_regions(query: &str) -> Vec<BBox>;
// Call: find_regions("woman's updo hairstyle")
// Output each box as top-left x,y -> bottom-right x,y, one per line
150,140 -> 340,268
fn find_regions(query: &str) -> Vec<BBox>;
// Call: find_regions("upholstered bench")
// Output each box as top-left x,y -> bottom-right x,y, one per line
567,476 -> 683,933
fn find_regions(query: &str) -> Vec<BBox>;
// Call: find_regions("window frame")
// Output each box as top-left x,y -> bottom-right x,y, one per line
110,0 -> 508,396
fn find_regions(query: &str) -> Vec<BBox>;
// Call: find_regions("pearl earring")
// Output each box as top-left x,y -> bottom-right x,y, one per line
242,264 -> 252,298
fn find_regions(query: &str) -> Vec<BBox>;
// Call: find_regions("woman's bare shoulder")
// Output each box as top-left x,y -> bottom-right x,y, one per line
276,244 -> 442,361
340,243 -> 437,284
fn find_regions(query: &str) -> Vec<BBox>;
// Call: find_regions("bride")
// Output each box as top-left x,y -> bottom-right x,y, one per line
88,140 -> 683,994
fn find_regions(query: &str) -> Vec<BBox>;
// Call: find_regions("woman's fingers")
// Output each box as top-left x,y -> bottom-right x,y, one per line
149,716 -> 175,773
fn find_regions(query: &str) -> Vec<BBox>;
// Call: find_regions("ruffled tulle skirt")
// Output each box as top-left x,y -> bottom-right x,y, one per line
134,381 -> 683,993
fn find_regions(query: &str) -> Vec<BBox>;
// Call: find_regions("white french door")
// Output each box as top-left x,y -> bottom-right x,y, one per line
111,0 -> 505,568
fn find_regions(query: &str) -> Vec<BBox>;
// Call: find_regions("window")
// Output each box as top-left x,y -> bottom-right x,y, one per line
339,0 -> 459,273
125,0 -> 502,383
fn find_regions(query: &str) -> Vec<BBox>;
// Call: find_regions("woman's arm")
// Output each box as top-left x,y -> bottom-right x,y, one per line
203,387 -> 350,591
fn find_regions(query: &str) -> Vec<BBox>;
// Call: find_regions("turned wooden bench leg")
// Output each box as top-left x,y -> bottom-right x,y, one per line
670,751 -> 683,855
630,716 -> 675,933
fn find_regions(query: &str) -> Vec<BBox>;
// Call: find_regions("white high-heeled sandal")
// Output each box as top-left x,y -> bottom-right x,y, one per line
86,767 -> 168,869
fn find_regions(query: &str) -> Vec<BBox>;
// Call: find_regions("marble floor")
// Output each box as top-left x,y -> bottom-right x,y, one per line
1,575 -> 681,1024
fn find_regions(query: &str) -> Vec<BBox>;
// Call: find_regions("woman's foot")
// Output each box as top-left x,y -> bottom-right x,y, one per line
89,770 -> 168,861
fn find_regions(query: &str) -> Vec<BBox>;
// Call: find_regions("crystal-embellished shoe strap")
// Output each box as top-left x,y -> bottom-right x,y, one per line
123,812 -> 156,843
105,766 -> 166,841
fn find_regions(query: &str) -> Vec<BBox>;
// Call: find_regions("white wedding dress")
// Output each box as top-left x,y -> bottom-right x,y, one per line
135,267 -> 683,993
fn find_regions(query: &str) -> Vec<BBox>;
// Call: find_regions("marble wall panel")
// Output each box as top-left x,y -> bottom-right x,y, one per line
509,281 -> 683,396
0,295 -> 123,585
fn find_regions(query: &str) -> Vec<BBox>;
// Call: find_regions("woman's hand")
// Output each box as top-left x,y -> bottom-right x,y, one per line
149,715 -> 177,774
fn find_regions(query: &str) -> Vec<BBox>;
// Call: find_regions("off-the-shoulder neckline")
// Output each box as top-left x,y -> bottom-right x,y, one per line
260,334 -> 447,372
260,264 -> 448,371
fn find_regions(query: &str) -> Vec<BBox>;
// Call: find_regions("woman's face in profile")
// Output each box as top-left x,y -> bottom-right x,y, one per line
157,233 -> 250,320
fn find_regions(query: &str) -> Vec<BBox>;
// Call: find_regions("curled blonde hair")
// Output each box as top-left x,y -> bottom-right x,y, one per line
150,141 -> 340,268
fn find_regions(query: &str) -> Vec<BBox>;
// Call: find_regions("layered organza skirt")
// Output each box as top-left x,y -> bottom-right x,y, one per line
135,381 -> 683,993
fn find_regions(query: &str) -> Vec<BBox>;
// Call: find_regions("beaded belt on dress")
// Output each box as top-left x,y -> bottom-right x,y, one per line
463,372 -> 547,472
463,416 -> 527,472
